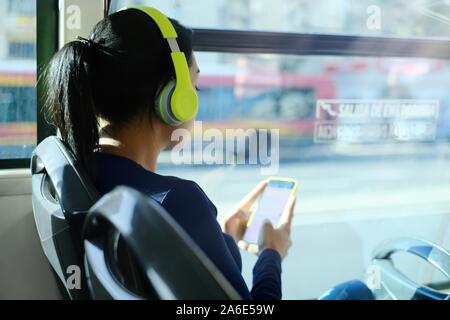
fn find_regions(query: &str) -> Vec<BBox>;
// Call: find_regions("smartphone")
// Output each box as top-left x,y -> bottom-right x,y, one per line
243,177 -> 298,245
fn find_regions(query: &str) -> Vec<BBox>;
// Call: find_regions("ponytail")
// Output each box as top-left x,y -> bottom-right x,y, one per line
43,41 -> 99,178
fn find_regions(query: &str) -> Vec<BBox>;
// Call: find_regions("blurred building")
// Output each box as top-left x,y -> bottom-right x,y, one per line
0,0 -> 36,61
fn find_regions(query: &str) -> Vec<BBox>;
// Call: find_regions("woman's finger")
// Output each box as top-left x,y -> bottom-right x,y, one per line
237,240 -> 249,251
223,208 -> 248,228
237,180 -> 268,212
247,244 -> 260,256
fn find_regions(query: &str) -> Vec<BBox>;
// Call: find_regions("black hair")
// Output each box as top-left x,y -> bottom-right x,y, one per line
43,9 -> 193,178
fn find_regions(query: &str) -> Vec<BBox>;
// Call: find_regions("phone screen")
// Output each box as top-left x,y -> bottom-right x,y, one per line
243,179 -> 296,244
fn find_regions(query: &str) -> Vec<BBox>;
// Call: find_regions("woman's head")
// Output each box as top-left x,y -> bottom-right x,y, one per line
43,8 -> 198,175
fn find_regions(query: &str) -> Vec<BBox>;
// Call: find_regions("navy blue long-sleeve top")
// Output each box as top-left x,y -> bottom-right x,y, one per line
95,153 -> 283,300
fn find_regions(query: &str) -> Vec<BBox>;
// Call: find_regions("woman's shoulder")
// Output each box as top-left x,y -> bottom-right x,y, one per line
94,152 -> 217,217
163,177 -> 218,219
166,177 -> 213,203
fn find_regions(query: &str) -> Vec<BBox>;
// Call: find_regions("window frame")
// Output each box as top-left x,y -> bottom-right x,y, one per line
193,29 -> 450,59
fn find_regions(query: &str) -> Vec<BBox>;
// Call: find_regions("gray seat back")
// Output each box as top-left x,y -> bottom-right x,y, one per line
31,136 -> 99,299
83,186 -> 241,300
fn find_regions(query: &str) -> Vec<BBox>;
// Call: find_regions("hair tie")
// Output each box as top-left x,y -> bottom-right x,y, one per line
77,36 -> 94,46
76,36 -> 120,58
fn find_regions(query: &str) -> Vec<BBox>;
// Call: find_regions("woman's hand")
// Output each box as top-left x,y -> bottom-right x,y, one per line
221,180 -> 296,259
221,180 -> 268,243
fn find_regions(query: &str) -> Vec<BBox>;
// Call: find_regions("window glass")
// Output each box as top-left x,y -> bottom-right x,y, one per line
0,0 -> 37,160
155,52 -> 450,298
112,0 -> 450,39
110,1 -> 450,298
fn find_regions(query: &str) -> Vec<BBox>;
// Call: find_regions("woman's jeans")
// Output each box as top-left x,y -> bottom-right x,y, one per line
318,280 -> 375,300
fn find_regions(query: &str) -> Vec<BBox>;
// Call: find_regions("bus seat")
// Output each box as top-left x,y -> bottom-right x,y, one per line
83,186 -> 241,300
30,136 -> 99,300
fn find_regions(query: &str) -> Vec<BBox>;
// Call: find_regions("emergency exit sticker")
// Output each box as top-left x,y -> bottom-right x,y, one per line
316,100 -> 440,120
315,100 -> 440,143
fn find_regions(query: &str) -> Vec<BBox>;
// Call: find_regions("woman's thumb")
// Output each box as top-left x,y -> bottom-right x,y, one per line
258,219 -> 273,249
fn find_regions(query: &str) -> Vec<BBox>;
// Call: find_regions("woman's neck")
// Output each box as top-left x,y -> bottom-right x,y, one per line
98,121 -> 161,172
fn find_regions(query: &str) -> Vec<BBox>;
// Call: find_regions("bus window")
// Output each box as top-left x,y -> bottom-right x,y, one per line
109,1 -> 450,299
160,54 -> 450,299
0,0 -> 37,160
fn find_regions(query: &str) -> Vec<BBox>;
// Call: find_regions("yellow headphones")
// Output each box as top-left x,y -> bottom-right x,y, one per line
122,6 -> 198,125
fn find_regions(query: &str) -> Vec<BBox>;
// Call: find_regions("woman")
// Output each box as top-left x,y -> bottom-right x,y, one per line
43,8 -> 293,300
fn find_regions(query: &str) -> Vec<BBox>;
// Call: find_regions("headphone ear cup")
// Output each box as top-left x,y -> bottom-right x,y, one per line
154,80 -> 181,126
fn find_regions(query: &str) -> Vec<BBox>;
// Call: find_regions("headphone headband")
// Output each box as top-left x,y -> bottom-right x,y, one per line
121,6 -> 198,124
129,6 -> 178,39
